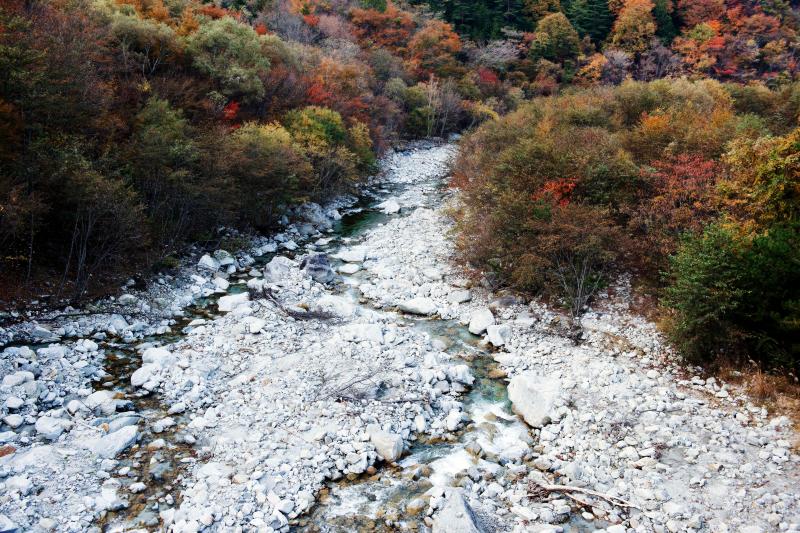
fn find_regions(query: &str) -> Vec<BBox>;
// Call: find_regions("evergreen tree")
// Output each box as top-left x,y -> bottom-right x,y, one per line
564,0 -> 613,44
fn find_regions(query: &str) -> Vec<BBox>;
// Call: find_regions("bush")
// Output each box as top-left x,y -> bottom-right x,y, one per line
186,16 -> 270,102
228,122 -> 312,229
664,223 -> 800,369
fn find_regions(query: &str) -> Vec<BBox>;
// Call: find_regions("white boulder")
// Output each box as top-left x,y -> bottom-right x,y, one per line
508,374 -> 565,428
399,297 -> 437,316
367,425 -> 403,462
217,292 -> 249,312
486,324 -> 512,347
468,308 -> 495,335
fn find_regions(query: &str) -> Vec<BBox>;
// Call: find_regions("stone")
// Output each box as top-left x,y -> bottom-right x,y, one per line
35,417 -> 65,440
333,248 -> 366,263
1,371 -> 34,390
446,409 -> 462,431
197,254 -> 220,271
217,292 -> 249,312
131,364 -> 159,388
399,297 -> 437,316
0,514 -> 18,533
432,490 -> 486,533
508,374 -> 564,428
263,256 -> 296,283
5,397 -> 23,410
468,308 -> 495,335
448,290 -> 472,304
118,294 -> 138,305
377,198 -> 401,214
213,277 -> 230,291
3,415 -> 24,429
338,263 -> 361,274
367,425 -> 404,462
213,249 -> 235,266
82,426 -> 139,458
142,347 -> 174,367
486,324 -> 512,347
301,253 -> 335,284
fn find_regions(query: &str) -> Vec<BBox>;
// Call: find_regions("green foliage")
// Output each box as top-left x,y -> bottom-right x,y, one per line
228,122 -> 311,228
563,0 -> 613,44
664,223 -> 800,369
530,12 -> 581,62
186,17 -> 269,102
409,0 -> 532,40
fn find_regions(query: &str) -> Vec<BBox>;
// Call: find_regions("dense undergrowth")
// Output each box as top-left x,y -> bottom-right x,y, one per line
453,79 -> 800,371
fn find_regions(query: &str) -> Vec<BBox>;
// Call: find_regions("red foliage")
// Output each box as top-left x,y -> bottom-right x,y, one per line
303,14 -> 320,27
477,67 -> 500,86
254,23 -> 268,35
223,100 -> 240,121
197,5 -> 229,19
349,2 -> 415,54
305,80 -> 334,105
534,178 -> 577,206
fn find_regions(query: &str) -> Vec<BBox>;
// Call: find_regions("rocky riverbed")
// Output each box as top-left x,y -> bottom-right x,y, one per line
1,142 -> 799,533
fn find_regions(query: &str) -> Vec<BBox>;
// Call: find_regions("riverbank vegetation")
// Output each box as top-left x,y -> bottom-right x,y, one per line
453,79 -> 800,372
1,0 -> 513,301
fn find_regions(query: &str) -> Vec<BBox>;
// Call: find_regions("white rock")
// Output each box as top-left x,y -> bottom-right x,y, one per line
433,490 -> 485,533
3,414 -> 24,429
446,409 -> 463,431
35,417 -> 65,440
338,263 -> 361,274
448,290 -> 471,304
5,396 -> 23,410
399,297 -> 437,316
367,425 -> 403,462
197,254 -> 220,271
1,371 -> 34,390
508,374 -> 565,428
341,323 -> 384,344
131,363 -> 160,388
213,277 -> 230,291
217,292 -> 249,312
377,198 -> 401,214
142,347 -> 174,367
213,249 -> 235,266
118,294 -> 138,305
486,324 -> 512,347
468,308 -> 495,335
263,256 -> 296,283
333,247 -> 366,263
82,425 -> 139,458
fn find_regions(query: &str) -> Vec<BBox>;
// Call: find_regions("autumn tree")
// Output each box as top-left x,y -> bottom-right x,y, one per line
610,0 -> 657,54
186,17 -> 270,103
407,20 -> 463,78
529,12 -> 581,62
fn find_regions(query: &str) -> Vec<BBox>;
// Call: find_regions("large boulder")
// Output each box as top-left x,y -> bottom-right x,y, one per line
333,247 -> 366,263
507,373 -> 564,428
468,308 -> 495,335
197,254 -> 220,271
377,198 -> 401,214
217,292 -> 249,312
367,425 -> 403,462
486,324 -> 512,347
35,417 -> 65,441
399,297 -> 437,316
213,249 -> 235,267
81,425 -> 139,458
263,256 -> 296,283
433,490 -> 486,533
301,253 -> 335,284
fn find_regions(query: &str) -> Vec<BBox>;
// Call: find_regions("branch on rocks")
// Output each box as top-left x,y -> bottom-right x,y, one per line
527,479 -> 640,511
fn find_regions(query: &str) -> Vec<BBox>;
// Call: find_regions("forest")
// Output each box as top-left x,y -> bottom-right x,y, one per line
2,0 -> 800,371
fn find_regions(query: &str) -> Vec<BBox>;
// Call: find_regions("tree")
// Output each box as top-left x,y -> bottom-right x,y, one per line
407,20 -> 463,78
610,0 -> 657,54
228,122 -> 311,228
564,0 -> 614,44
529,12 -> 581,62
186,17 -> 270,103
349,2 -> 415,54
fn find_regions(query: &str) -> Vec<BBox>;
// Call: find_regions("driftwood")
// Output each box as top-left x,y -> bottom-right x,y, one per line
528,479 -> 640,511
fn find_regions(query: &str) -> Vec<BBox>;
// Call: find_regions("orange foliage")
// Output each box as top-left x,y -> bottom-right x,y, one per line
407,20 -> 462,78
349,2 -> 415,54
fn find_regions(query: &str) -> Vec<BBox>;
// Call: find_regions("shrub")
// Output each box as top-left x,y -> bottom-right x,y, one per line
186,16 -> 270,102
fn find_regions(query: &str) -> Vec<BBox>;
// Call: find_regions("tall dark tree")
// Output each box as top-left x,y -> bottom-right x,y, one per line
563,0 -> 614,44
